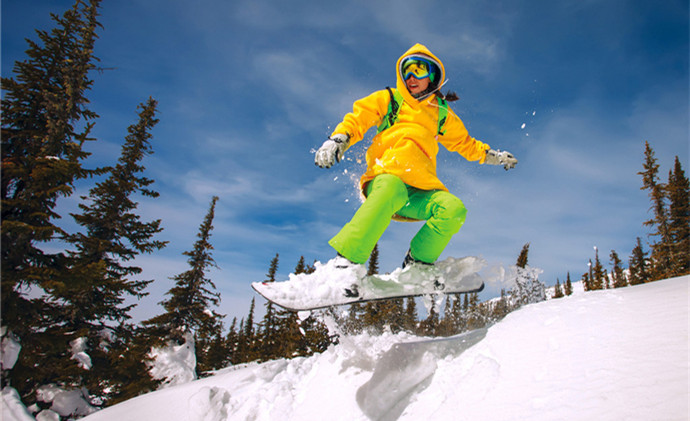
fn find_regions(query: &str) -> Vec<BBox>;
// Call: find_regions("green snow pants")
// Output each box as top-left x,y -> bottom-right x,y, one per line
329,174 -> 467,265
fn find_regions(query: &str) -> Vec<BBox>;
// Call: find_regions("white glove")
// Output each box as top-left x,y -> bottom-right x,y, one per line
484,149 -> 518,170
315,134 -> 349,168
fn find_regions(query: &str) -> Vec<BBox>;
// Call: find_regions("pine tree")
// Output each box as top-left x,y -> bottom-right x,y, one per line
196,322 -> 227,375
589,248 -> 607,290
418,302 -> 439,336
629,239 -> 650,286
493,289 -> 513,320
1,0 -> 103,400
356,244 -> 406,334
564,272 -> 573,296
610,250 -> 627,288
403,297 -> 418,333
52,98 -> 165,402
465,293 -> 484,330
437,298 -> 453,336
235,299 -> 257,363
361,245 -> 380,332
516,243 -> 530,268
143,197 -> 224,374
639,141 -> 672,280
368,244 -> 380,275
60,99 -> 164,321
666,157 -> 690,276
581,271 -> 591,292
258,254 -> 280,360
553,279 -> 564,298
225,318 -> 239,365
274,256 -> 303,360
105,325 -> 162,405
343,303 -> 365,334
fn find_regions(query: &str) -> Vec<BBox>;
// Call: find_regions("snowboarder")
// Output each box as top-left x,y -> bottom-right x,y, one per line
315,43 -> 517,274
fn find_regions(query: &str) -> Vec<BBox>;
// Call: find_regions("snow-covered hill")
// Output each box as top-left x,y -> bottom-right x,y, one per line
8,276 -> 689,421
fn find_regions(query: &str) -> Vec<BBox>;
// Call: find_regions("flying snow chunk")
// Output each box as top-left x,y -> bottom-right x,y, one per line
521,123 -> 526,129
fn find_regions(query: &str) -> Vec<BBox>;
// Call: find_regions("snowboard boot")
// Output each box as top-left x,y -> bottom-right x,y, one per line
334,254 -> 364,298
401,250 -> 444,290
402,249 -> 431,269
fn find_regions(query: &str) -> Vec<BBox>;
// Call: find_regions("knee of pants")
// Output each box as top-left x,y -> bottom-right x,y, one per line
367,174 -> 409,212
434,194 -> 467,231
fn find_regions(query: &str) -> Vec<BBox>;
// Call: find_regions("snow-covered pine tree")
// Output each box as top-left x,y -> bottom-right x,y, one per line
666,157 -> 690,277
511,243 -> 546,306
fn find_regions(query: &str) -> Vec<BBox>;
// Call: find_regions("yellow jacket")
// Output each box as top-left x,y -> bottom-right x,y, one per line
332,43 -> 490,192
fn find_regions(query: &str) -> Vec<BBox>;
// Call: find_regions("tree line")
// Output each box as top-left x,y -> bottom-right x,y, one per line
1,1 -> 688,419
549,142 -> 689,295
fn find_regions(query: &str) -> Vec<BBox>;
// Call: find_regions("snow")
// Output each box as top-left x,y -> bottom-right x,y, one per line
33,384 -> 96,419
75,275 -> 688,421
2,387 -> 35,421
148,331 -> 198,388
252,256 -> 368,311
1,328 -> 22,370
69,337 -> 92,370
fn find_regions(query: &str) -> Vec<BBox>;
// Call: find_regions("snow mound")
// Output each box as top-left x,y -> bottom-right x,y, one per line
148,331 -> 197,388
83,276 -> 689,421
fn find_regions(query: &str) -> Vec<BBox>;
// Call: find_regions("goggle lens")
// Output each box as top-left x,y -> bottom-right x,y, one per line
402,59 -> 431,80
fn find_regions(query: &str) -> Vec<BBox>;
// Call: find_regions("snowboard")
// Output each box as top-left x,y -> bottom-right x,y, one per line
251,256 -> 486,312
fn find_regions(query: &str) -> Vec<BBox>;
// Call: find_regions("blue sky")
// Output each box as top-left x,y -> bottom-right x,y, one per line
3,0 -> 688,323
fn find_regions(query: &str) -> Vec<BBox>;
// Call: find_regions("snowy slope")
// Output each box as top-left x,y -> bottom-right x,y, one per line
72,276 -> 688,420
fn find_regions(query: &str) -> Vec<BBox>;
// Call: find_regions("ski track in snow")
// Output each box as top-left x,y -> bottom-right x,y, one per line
64,276 -> 690,421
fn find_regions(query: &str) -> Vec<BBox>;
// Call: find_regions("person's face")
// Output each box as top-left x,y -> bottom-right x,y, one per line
406,75 -> 430,95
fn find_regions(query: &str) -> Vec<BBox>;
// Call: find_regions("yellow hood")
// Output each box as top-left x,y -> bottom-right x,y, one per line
395,43 -> 446,104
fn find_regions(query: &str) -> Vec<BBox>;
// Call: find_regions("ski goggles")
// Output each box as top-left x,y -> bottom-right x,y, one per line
402,58 -> 433,81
